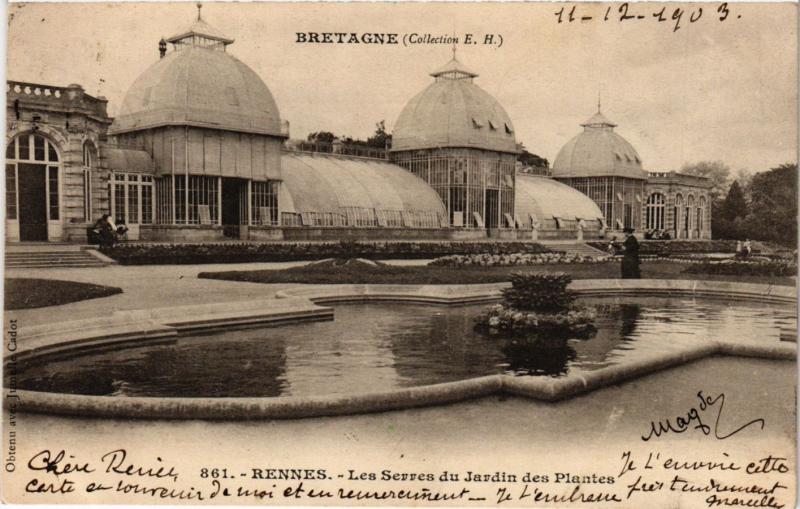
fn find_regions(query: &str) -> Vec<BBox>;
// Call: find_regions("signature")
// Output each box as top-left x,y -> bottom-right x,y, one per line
641,390 -> 765,441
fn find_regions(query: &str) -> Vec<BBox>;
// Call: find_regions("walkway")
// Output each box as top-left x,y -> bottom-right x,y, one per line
4,259 -> 428,325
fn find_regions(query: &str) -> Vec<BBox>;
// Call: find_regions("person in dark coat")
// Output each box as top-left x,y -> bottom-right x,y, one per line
620,227 -> 641,279
94,214 -> 115,249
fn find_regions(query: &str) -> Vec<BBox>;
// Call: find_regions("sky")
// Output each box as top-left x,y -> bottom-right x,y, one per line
6,2 -> 798,173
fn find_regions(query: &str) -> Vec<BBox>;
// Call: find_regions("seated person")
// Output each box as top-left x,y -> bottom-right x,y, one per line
114,218 -> 129,240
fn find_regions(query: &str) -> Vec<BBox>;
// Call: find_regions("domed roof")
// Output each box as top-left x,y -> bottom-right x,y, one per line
391,57 -> 518,154
552,111 -> 647,180
515,174 -> 604,222
110,15 -> 282,137
281,153 -> 447,223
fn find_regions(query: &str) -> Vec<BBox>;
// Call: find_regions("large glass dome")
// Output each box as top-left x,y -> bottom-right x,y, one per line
552,111 -> 648,180
110,17 -> 282,137
391,57 -> 518,154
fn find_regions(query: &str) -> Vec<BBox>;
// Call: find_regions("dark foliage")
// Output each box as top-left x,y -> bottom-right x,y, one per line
200,260 -> 794,286
5,278 -> 122,310
103,241 -> 553,265
500,272 -> 576,312
683,260 -> 797,277
741,163 -> 797,248
587,240 -> 738,257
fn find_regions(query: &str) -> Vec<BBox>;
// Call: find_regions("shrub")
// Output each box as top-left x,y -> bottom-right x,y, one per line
474,272 -> 597,341
683,260 -> 797,277
501,272 -> 577,312
103,241 -> 554,265
587,240 -> 738,257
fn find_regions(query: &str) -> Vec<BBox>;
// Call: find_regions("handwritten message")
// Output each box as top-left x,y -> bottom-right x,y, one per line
17,447 -> 792,507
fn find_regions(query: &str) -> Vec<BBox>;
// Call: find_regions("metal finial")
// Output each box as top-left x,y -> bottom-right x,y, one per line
197,2 -> 202,21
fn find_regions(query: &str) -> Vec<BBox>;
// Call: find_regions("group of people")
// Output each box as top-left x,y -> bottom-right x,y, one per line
606,228 -> 641,279
89,214 -> 129,248
735,239 -> 753,258
643,229 -> 672,240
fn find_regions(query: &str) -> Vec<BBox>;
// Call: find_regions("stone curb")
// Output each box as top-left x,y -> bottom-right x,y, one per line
5,279 -> 795,420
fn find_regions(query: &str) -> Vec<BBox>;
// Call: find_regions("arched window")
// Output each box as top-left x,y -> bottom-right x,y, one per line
645,193 -> 665,230
698,196 -> 707,234
687,195 -> 696,238
674,194 -> 684,238
82,141 -> 96,221
5,133 -> 61,241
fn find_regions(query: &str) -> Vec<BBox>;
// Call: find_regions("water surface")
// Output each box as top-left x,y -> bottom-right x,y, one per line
14,297 -> 795,398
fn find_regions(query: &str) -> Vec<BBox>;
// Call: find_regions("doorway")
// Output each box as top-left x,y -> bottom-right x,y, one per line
485,189 -> 499,229
221,178 -> 243,238
18,163 -> 48,241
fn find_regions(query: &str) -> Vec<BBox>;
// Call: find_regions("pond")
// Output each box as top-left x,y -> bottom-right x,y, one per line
13,297 -> 796,398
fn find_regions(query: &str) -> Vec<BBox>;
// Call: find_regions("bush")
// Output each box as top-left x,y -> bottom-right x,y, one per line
501,272 -> 577,312
683,259 -> 797,277
474,272 -> 597,340
587,240 -> 738,257
103,241 -> 554,265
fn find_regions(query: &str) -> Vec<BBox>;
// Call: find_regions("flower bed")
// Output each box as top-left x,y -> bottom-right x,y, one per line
474,273 -> 597,341
103,240 -> 553,265
587,240 -> 738,257
683,259 -> 797,277
429,252 -> 610,267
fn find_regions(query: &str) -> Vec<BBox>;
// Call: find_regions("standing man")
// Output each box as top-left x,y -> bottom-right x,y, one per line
621,227 -> 641,279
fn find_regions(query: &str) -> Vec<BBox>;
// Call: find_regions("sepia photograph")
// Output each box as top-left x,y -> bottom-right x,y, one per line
1,1 -> 797,507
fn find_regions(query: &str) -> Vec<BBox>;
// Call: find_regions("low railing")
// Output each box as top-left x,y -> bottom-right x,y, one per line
283,141 -> 388,160
7,80 -> 108,116
7,81 -> 66,99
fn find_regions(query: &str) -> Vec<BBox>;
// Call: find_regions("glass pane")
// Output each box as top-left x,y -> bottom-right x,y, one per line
5,140 -> 15,160
18,135 -> 29,161
84,169 -> 92,221
6,164 -> 16,220
141,185 -> 153,224
34,135 -> 45,161
49,142 -> 59,162
48,166 -> 59,220
128,183 -> 139,224
114,183 -> 125,222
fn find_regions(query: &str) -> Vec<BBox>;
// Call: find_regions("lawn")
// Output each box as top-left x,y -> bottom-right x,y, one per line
4,278 -> 123,310
199,260 -> 796,286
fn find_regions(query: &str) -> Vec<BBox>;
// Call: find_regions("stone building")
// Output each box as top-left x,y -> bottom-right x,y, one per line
5,82 -> 111,242
644,171 -> 711,239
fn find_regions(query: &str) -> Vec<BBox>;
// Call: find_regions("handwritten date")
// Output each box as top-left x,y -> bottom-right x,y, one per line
555,3 -> 738,32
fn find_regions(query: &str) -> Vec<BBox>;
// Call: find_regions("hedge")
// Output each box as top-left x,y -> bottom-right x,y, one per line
683,260 -> 797,277
587,240 -> 739,257
102,240 -> 555,265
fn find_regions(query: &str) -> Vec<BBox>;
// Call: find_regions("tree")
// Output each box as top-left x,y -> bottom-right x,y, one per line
741,163 -> 797,247
713,180 -> 748,240
366,120 -> 392,149
719,180 -> 748,222
681,160 -> 731,201
306,131 -> 336,143
517,146 -> 549,168
734,168 -> 754,190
